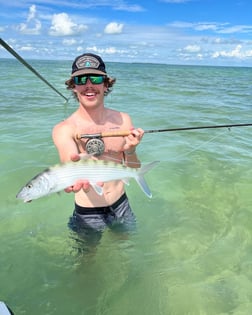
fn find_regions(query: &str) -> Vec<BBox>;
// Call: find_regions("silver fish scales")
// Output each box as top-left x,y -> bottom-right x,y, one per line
16,159 -> 159,202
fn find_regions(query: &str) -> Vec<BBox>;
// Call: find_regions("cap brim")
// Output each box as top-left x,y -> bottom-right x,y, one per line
71,69 -> 106,77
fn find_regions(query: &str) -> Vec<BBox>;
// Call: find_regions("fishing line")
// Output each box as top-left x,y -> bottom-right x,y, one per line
0,37 -> 69,103
100,128 -> 237,166
164,130 -> 225,162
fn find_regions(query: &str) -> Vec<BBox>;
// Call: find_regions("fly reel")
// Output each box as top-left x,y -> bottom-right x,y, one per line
85,137 -> 105,156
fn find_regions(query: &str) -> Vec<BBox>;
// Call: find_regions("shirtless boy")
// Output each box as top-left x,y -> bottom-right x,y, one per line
52,53 -> 144,232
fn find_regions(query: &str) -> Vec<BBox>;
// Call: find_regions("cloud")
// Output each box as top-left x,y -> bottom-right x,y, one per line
170,21 -> 252,36
49,13 -> 88,36
161,0 -> 193,3
212,45 -> 252,59
104,22 -> 124,34
169,21 -> 193,28
201,37 -> 242,45
178,44 -> 203,61
62,38 -> 77,45
183,44 -> 201,52
217,25 -> 252,34
27,4 -> 36,21
17,5 -> 41,35
194,23 -> 219,31
19,45 -> 35,52
113,4 -> 145,12
170,21 -> 224,32
86,45 -> 127,55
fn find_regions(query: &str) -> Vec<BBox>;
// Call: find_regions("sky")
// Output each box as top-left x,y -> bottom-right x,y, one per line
0,0 -> 252,67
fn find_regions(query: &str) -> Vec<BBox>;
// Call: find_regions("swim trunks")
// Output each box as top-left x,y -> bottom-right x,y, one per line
69,193 -> 136,232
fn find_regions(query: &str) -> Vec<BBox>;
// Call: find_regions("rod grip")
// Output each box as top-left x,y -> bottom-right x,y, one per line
75,130 -> 131,140
101,130 -> 131,137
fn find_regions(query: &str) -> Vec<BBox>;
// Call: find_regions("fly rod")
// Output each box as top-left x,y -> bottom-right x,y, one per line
0,38 -> 69,102
76,123 -> 252,140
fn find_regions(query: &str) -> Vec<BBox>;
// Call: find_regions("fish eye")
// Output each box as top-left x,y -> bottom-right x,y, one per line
27,184 -> 33,189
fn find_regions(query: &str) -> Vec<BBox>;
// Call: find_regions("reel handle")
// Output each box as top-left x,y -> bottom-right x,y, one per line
75,130 -> 131,140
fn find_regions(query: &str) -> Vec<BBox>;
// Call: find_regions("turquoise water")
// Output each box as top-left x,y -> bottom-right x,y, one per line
1,58 -> 252,314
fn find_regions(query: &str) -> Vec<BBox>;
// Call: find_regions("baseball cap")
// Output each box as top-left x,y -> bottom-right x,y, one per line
71,53 -> 107,77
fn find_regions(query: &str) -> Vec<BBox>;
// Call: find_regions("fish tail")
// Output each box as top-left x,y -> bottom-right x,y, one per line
135,161 -> 159,198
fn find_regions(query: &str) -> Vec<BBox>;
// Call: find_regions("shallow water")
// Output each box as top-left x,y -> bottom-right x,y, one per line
0,59 -> 252,314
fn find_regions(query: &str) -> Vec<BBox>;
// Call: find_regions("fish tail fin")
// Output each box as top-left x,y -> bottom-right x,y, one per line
135,161 -> 160,198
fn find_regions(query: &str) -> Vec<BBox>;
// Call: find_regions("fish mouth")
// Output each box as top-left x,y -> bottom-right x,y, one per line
16,194 -> 32,203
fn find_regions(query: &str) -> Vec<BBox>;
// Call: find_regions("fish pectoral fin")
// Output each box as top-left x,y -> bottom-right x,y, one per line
91,183 -> 103,196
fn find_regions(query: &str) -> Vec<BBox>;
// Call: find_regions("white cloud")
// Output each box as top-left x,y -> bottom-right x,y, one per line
113,4 -> 145,12
49,13 -> 88,36
161,0 -> 192,3
178,45 -> 203,62
200,37 -> 242,45
169,21 -> 252,35
77,46 -> 84,52
62,38 -> 77,45
183,44 -> 201,52
104,22 -> 124,34
86,45 -> 127,55
27,4 -> 36,21
194,23 -> 219,31
169,21 -> 193,28
217,25 -> 252,34
17,5 -> 41,35
19,45 -> 35,52
197,53 -> 203,60
212,45 -> 252,59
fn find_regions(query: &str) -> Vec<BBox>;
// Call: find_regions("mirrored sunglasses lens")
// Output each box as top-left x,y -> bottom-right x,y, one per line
90,76 -> 104,84
74,76 -> 88,85
74,75 -> 104,85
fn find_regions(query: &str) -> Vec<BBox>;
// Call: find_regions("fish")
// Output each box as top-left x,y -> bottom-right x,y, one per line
16,159 -> 159,202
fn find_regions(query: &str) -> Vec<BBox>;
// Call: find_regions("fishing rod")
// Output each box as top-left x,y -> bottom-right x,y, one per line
0,38 -> 69,102
76,123 -> 252,140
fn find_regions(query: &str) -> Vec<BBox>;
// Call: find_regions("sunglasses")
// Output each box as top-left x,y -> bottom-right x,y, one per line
73,75 -> 105,85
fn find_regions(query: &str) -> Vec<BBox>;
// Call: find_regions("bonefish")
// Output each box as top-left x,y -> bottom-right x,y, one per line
16,159 -> 159,202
